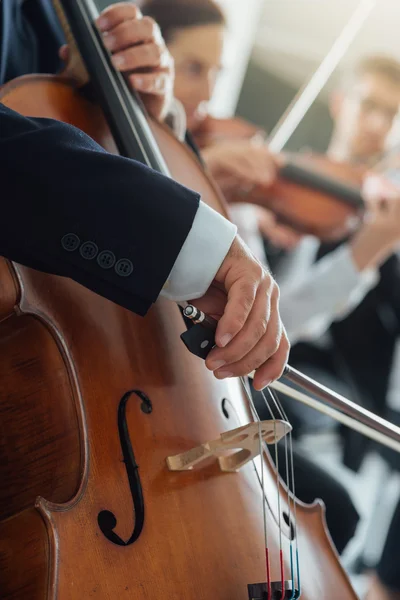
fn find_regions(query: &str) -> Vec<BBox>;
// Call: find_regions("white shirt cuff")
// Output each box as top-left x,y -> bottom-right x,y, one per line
161,201 -> 237,302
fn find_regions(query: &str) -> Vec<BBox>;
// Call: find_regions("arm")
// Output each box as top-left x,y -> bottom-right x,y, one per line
0,103 -> 201,315
279,241 -> 378,344
227,205 -> 371,344
0,103 -> 289,388
280,174 -> 400,344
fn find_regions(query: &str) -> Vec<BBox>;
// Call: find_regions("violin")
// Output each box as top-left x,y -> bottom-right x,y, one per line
0,1 -> 360,599
193,115 -> 366,241
190,0 -> 381,243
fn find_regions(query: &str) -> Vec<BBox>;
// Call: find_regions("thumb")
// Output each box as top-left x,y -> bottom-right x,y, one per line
214,237 -> 258,347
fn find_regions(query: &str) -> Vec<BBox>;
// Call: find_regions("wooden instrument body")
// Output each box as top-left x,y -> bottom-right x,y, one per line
193,115 -> 365,241
0,77 -> 357,599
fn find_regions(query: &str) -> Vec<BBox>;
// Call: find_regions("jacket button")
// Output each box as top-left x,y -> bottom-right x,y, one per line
115,258 -> 133,277
61,233 -> 80,252
80,241 -> 98,260
97,250 -> 116,269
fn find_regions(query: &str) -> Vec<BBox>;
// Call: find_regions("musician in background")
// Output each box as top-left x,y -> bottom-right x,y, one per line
262,55 -> 400,597
327,56 -> 400,167
290,56 -> 400,471
139,0 -> 277,204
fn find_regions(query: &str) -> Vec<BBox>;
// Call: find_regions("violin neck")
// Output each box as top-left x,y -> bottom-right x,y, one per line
58,0 -> 169,174
280,160 -> 363,209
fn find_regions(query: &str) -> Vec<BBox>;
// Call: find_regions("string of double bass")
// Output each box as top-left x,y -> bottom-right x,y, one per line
180,304 -> 300,598
270,386 -> 301,600
239,377 -> 301,599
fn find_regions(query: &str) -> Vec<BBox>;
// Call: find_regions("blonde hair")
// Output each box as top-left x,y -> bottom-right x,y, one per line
345,55 -> 400,88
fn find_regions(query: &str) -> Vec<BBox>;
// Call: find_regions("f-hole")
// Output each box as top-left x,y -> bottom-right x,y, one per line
97,389 -> 152,546
221,398 -> 230,419
283,511 -> 295,541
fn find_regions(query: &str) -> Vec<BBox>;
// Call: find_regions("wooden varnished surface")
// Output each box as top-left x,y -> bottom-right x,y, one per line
0,77 -> 358,599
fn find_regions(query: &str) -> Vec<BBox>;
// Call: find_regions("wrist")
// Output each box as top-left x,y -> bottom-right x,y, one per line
350,225 -> 393,271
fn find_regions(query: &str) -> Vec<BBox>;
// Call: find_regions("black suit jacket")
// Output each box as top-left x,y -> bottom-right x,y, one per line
0,0 -> 199,316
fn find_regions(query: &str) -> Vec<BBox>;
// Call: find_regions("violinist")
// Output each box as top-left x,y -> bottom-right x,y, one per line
139,0 -> 277,203
290,55 -> 400,470
0,0 -> 289,390
322,59 -> 400,600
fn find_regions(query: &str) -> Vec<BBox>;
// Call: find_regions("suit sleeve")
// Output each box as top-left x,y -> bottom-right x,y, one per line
0,103 -> 200,315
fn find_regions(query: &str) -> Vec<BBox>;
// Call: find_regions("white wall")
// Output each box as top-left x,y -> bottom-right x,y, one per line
209,0 -> 265,117
253,0 -> 400,97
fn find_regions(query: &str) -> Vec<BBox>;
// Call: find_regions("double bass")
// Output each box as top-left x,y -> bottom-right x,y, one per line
0,1 -> 392,598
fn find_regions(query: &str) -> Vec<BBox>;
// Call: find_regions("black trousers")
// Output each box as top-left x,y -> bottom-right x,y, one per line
274,444 -> 359,555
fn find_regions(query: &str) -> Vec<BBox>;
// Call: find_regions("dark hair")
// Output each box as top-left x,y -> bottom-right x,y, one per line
140,0 -> 226,43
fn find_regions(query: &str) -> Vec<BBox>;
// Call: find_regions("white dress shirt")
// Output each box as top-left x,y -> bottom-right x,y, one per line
277,238 -> 378,344
161,201 -> 237,301
231,204 -> 378,344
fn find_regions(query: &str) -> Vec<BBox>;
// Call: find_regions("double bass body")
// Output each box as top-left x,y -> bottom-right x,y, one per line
0,68 -> 357,600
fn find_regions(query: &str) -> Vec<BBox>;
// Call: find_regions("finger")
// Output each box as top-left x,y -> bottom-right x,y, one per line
252,331 -> 290,391
227,150 -> 274,187
363,174 -> 399,204
97,3 -> 142,32
215,271 -> 259,348
111,43 -> 169,71
102,18 -> 162,54
190,285 -> 227,321
214,308 -> 281,379
241,154 -> 269,183
212,285 -> 279,378
218,154 -> 264,186
237,144 -> 276,179
259,157 -> 276,186
247,148 -> 276,178
129,72 -> 169,95
206,281 -> 271,371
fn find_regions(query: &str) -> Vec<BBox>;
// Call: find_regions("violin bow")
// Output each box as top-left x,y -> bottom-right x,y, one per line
268,367 -> 400,453
267,0 -> 377,154
181,304 -> 400,453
